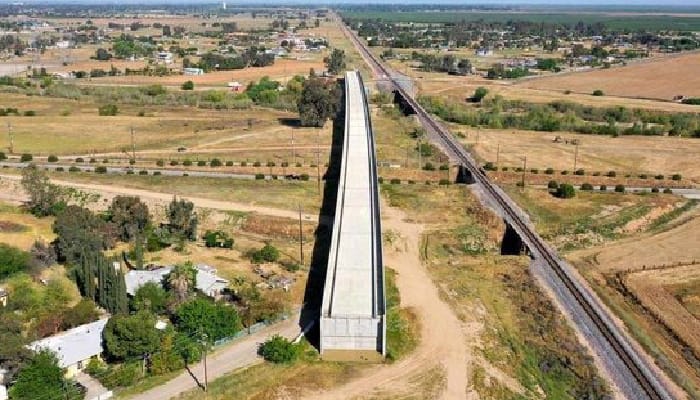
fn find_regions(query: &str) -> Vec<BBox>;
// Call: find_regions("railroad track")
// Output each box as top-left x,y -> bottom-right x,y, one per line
336,14 -> 674,400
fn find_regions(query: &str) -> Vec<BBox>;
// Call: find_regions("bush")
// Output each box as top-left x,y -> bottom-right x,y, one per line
614,184 -> 625,193
281,161 -> 289,167
197,160 -> 206,167
671,174 -> 682,181
170,160 -> 179,166
639,174 -> 648,179
251,244 -> 280,263
255,173 -> 265,180
561,170 -> 569,175
225,161 -> 233,167
545,167 -> 554,175
592,89 -> 604,96
593,171 -> 601,176
126,170 -> 134,175
300,174 -> 310,181
501,167 -> 509,171
210,158 -> 222,167
651,187 -> 660,193
47,155 -> 58,162
580,183 -> 594,190
283,262 -> 300,272
555,183 -> 576,199
296,162 -> 302,168
515,167 -> 523,172
258,335 -> 300,364
23,110 -> 36,116
606,170 -> 616,177
574,169 -> 585,176
438,179 -> 451,185
94,166 -> 107,174
530,168 -> 539,174
153,171 -> 161,176
0,152 -> 5,160
663,188 -> 673,194
183,160 -> 193,166
89,158 -> 97,163
253,161 -> 261,167
240,161 -> 247,167
129,159 -> 135,165
55,167 -> 64,172
439,164 -> 449,171
69,166 -> 80,172
655,174 -> 664,180
181,80 -> 194,90
139,170 -> 148,175
408,180 -> 416,184
98,104 -> 119,116
156,160 -> 165,167
378,177 -> 384,184
600,184 -> 607,191
20,153 -> 33,162
483,162 -> 496,171
266,161 -> 275,167
547,180 -> 559,189
390,178 -> 401,184
102,158 -> 109,163
423,162 -> 435,171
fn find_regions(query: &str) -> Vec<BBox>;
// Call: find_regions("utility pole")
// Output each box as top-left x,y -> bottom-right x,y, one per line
316,129 -> 321,194
521,156 -> 527,189
417,137 -> 422,170
495,142 -> 500,168
573,142 -> 579,172
291,130 -> 296,166
202,333 -> 209,392
130,126 -> 136,161
298,205 -> 304,266
7,122 -> 13,154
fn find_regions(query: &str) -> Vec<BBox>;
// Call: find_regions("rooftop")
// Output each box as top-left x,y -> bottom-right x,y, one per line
28,318 -> 109,368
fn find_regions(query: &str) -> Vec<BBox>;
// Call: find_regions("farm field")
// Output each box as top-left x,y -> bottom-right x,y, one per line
519,52 -> 700,101
455,128 -> 700,183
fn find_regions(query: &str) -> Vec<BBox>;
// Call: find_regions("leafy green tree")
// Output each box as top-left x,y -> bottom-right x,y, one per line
258,334 -> 300,363
181,80 -> 194,90
0,243 -> 29,279
165,262 -> 197,305
61,299 -> 99,330
131,282 -> 170,314
555,183 -> 576,199
250,244 -> 280,263
21,165 -> 65,217
0,313 -> 31,381
167,197 -> 198,241
324,48 -> 346,75
53,206 -> 116,264
108,196 -> 150,242
174,298 -> 242,342
297,78 -> 340,127
472,87 -> 489,102
103,311 -> 161,361
9,349 -> 81,400
149,331 -> 185,375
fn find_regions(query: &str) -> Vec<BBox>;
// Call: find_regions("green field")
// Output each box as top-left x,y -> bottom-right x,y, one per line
341,11 -> 700,31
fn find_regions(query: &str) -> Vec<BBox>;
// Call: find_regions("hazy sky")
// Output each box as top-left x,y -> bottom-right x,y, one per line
3,0 -> 700,5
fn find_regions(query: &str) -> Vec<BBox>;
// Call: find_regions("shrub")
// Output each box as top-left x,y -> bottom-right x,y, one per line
651,187 -> 660,193
138,110 -> 145,117
283,263 -> 300,272
258,335 -> 300,364
69,166 -> 80,172
266,161 -> 275,167
153,171 -> 161,176
94,166 -> 107,174
425,180 -> 431,185
655,174 -> 664,180
47,155 -> 58,162
483,162 -> 496,171
378,177 -> 384,184
545,167 -> 555,175
20,153 -> 32,162
210,158 -> 222,167
600,184 -> 607,191
390,178 -> 401,184
296,162 -> 302,167
251,244 -> 280,263
126,170 -> 134,175
408,180 -> 416,184
300,174 -> 310,181
561,170 -> 569,175
55,167 -> 64,172
639,174 -> 648,179
197,160 -> 206,167
240,161 -> 247,167
253,161 -> 261,167
606,170 -> 616,177
102,158 -> 109,163
170,160 -> 179,166
183,160 -> 192,166
439,164 -> 449,171
501,167 -> 509,171
423,162 -> 435,171
181,80 -> 194,90
592,89 -> 604,96
580,183 -> 594,190
23,110 -> 36,116
438,179 -> 451,185
225,161 -> 233,167
255,173 -> 265,180
156,160 -> 165,167
139,170 -> 148,175
89,158 -> 97,163
129,159 -> 135,165
671,174 -> 682,181
530,168 -> 539,174
555,183 -> 576,199
98,104 -> 118,116
574,169 -> 585,176
663,188 -> 673,194
614,184 -> 625,193
281,161 -> 289,167
0,152 -> 5,160
515,167 -> 523,172
592,171 -> 601,176
271,175 -> 278,180
547,180 -> 559,189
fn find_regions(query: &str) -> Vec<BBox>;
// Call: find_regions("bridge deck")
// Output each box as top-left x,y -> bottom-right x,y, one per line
320,71 -> 385,357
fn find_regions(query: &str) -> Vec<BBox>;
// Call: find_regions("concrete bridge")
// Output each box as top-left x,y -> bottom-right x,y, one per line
319,71 -> 386,360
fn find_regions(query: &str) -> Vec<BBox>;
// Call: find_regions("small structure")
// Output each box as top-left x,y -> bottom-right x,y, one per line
183,67 -> 204,76
476,48 -> 493,57
0,288 -> 7,307
124,265 -> 229,299
228,81 -> 243,92
0,367 -> 8,400
27,318 -> 109,378
155,52 -> 173,64
124,267 -> 171,296
195,264 -> 229,299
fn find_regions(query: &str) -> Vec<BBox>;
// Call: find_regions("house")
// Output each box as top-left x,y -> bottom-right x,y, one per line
183,67 -> 204,76
124,265 -> 229,299
155,52 -> 173,64
476,48 -> 493,57
27,318 -> 109,378
228,81 -> 243,92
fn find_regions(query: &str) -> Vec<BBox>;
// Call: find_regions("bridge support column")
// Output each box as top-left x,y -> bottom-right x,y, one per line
501,222 -> 527,256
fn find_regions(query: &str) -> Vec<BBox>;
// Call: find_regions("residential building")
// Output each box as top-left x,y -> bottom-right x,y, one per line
124,265 -> 229,298
183,67 -> 204,76
27,318 -> 109,378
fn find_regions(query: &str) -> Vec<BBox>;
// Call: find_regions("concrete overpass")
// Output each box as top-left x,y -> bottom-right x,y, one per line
319,71 -> 386,360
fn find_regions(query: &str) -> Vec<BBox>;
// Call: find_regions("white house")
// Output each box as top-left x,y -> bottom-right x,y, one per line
155,52 -> 173,64
183,67 -> 204,76
125,265 -> 229,299
27,318 -> 109,378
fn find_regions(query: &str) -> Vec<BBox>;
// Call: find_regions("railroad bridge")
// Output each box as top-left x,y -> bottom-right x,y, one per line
319,71 -> 386,360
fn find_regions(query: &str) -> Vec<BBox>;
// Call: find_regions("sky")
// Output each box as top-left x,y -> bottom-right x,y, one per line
3,0 -> 700,5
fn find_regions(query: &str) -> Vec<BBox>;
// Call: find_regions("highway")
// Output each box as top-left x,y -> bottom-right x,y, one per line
319,70 -> 386,358
336,13 -> 676,400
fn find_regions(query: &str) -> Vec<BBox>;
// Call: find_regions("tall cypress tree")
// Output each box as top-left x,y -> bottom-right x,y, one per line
114,271 -> 129,315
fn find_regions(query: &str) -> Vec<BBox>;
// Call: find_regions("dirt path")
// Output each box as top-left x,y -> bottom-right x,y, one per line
0,174 -> 318,222
303,205 -> 472,400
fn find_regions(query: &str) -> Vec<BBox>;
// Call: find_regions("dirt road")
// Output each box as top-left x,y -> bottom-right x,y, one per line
0,174 -> 318,222
304,205 -> 473,400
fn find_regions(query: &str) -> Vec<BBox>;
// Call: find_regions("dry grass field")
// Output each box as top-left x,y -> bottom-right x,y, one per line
519,52 -> 700,101
455,128 -> 700,182
0,202 -> 55,250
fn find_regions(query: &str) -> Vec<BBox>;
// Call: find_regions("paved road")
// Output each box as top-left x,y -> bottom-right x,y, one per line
126,315 -> 300,400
